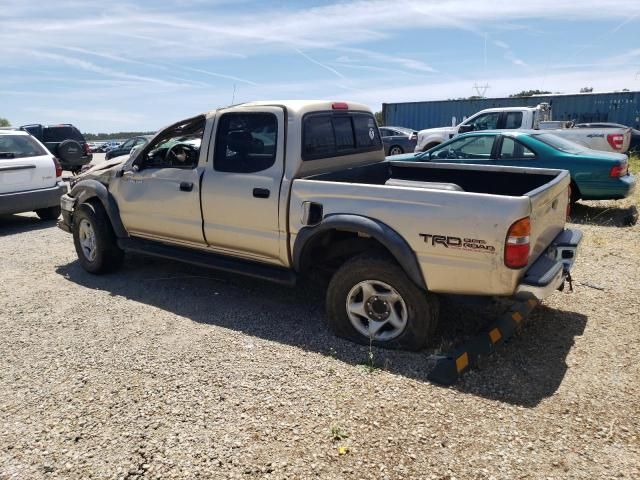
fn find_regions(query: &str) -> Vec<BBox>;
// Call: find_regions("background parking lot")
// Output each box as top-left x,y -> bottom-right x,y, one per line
1,167 -> 639,479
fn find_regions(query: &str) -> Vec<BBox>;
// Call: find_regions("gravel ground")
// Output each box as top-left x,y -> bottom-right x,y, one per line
1,187 -> 639,479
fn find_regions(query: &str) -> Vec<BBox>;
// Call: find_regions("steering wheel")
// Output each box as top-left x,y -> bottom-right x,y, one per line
166,143 -> 195,165
451,149 -> 470,159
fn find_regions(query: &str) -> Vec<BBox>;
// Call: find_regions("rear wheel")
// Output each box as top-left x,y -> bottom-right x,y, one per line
326,253 -> 438,351
73,202 -> 123,274
35,206 -> 61,221
570,181 -> 581,205
388,145 -> 404,156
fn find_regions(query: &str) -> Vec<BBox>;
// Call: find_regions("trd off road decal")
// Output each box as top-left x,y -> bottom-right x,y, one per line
419,233 -> 496,253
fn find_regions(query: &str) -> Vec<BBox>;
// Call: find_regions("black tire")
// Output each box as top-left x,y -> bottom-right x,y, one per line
72,202 -> 124,274
422,142 -> 441,152
326,253 -> 438,351
35,205 -> 61,221
388,145 -> 404,156
56,140 -> 83,164
570,180 -> 581,205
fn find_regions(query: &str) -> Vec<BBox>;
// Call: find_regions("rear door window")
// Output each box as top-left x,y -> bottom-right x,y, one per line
504,112 -> 523,129
499,137 -> 536,159
214,113 -> 278,173
0,135 -> 48,159
302,112 -> 381,161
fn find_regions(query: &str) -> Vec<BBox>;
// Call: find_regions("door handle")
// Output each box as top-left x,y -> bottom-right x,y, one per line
253,188 -> 270,198
180,181 -> 194,192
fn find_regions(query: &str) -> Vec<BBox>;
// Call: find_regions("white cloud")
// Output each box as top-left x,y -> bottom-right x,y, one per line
2,0 -> 639,131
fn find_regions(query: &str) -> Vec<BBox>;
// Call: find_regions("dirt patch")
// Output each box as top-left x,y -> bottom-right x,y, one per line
1,195 -> 639,478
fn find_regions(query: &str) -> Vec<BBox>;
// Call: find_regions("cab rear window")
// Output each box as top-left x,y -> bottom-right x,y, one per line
302,112 -> 381,161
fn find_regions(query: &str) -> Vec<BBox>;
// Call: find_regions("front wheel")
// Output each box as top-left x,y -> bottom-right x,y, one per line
72,202 -> 124,274
326,253 -> 438,351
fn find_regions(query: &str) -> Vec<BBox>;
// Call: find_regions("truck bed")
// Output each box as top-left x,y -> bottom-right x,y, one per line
306,160 -> 559,197
292,160 -> 570,296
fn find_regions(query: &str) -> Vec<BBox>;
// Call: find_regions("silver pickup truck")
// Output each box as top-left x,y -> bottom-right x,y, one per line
59,100 -> 581,350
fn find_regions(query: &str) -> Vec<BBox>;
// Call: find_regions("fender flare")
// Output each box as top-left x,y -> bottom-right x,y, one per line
293,214 -> 427,290
69,179 -> 128,238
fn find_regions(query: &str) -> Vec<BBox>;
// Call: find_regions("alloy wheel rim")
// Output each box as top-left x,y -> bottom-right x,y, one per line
78,219 -> 97,262
346,280 -> 408,341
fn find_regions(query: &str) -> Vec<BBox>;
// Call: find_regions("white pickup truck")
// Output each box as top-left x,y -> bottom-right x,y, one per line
59,100 -> 581,351
415,103 -> 632,154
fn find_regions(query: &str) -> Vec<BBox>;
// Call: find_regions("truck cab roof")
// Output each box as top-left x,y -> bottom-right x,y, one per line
206,100 -> 372,118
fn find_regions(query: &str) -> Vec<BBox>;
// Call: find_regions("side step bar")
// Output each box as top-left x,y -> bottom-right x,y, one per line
118,237 -> 297,286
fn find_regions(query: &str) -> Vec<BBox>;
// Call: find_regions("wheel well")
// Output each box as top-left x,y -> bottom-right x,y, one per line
423,142 -> 441,151
570,180 -> 581,202
298,229 -> 398,278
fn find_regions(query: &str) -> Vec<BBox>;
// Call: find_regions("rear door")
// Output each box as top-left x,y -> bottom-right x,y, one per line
200,106 -> 285,265
492,135 -> 539,168
0,134 -> 55,194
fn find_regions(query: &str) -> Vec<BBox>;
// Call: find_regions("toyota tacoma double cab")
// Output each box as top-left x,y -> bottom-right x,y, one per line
59,100 -> 581,350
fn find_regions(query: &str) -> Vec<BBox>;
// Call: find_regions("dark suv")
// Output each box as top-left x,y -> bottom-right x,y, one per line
20,124 -> 92,173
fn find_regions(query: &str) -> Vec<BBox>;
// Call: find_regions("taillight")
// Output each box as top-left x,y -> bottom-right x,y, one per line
505,217 -> 530,269
331,102 -> 348,110
53,157 -> 62,178
410,131 -> 418,141
83,143 -> 91,155
567,185 -> 572,217
610,159 -> 628,177
607,133 -> 624,151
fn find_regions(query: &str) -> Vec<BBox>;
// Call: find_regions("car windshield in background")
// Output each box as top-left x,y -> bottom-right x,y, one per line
532,133 -> 587,154
0,135 -> 48,159
43,126 -> 84,142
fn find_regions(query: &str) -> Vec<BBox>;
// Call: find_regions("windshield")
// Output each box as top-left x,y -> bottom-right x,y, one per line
531,133 -> 587,154
0,134 -> 48,159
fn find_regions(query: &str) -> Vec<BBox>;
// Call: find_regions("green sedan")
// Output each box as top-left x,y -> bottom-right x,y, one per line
390,130 -> 636,202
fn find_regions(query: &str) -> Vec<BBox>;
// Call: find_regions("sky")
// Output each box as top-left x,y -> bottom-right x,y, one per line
1,0 -> 640,132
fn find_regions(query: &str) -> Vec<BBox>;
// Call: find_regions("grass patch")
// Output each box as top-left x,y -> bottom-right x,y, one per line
629,153 -> 640,174
329,425 -> 349,441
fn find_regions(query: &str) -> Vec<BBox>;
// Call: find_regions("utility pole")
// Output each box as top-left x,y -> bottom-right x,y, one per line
473,82 -> 491,98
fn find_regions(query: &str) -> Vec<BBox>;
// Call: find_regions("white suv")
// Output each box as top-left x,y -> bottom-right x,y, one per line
0,130 -> 67,220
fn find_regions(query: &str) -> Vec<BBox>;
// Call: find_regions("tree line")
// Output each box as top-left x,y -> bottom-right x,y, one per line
83,131 -> 155,141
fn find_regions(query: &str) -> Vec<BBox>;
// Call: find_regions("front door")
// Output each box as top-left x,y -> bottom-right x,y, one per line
429,134 -> 497,163
111,116 -> 206,245
200,107 -> 285,265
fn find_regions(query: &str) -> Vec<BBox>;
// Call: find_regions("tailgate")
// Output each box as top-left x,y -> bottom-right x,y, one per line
526,169 -> 570,264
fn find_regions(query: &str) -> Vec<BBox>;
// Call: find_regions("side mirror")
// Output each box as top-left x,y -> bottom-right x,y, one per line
458,124 -> 474,134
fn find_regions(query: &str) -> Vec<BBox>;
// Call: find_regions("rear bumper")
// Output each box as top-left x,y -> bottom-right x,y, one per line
579,174 -> 636,200
514,228 -> 582,301
0,182 -> 67,215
